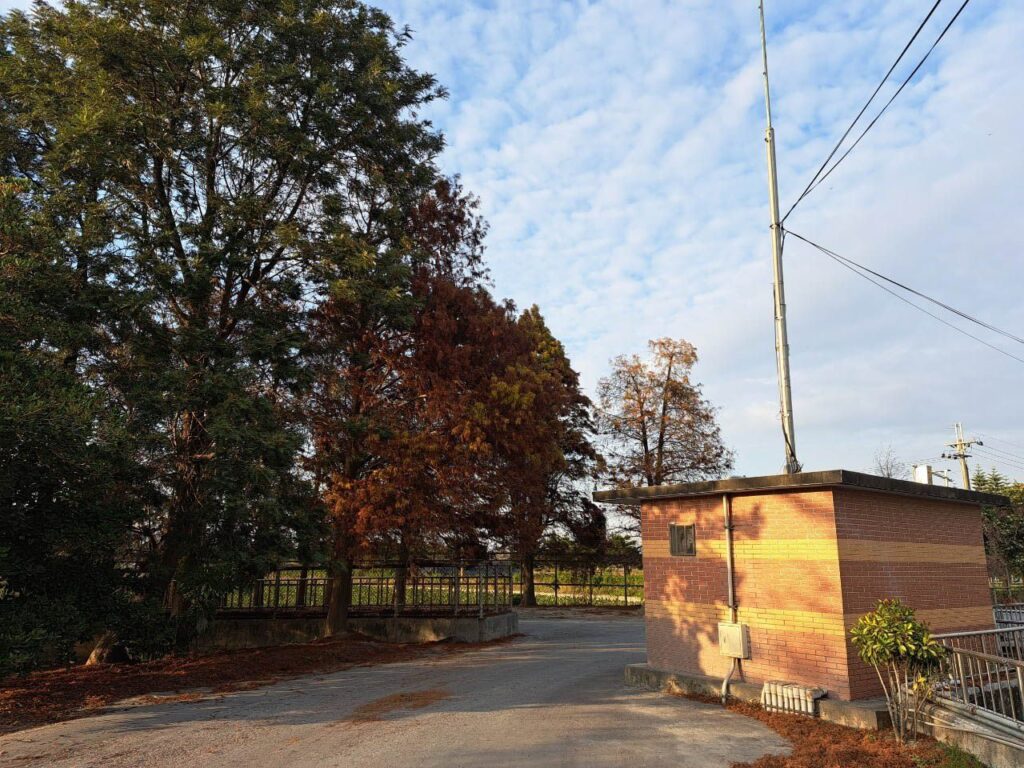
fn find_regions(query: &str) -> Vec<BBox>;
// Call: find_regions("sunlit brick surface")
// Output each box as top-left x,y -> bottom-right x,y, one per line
641,487 -> 993,701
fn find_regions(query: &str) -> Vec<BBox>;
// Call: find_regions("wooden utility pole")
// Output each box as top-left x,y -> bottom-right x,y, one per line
759,1 -> 800,473
942,422 -> 981,490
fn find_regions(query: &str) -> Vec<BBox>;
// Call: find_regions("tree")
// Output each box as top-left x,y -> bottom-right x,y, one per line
973,467 -> 1024,596
0,181 -> 148,672
307,179 -> 489,634
596,338 -> 733,528
1,0 -> 448,639
872,445 -> 908,479
499,307 -> 600,606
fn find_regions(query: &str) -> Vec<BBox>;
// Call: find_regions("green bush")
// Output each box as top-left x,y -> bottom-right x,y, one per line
850,599 -> 944,743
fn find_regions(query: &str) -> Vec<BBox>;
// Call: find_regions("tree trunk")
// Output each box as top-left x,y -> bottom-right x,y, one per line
324,559 -> 353,637
521,553 -> 537,607
85,631 -> 129,666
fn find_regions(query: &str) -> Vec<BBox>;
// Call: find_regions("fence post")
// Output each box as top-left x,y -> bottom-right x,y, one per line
624,564 -> 629,606
296,567 -> 308,608
454,563 -> 461,616
479,562 -> 485,619
554,561 -> 559,607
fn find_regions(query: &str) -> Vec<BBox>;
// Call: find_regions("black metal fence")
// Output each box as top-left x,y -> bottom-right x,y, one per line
992,582 -> 1024,605
218,561 -> 514,617
515,559 -> 644,607
216,557 -> 644,615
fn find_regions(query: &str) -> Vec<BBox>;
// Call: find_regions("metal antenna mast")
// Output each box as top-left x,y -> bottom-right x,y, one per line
759,1 -> 800,473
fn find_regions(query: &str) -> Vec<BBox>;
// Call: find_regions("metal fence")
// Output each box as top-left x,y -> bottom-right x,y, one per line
934,628 -> 1024,734
516,560 -> 643,607
936,627 -> 1024,660
990,579 -> 1024,605
218,562 -> 514,617
995,604 -> 1024,628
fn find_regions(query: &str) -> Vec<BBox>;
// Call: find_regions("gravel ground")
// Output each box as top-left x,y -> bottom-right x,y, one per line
0,616 -> 789,768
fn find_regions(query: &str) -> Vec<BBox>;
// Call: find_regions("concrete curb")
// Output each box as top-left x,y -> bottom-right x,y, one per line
195,611 -> 519,651
624,663 -> 890,730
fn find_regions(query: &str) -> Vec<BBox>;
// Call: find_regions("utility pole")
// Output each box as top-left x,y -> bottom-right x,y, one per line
942,422 -> 982,490
759,1 -> 800,474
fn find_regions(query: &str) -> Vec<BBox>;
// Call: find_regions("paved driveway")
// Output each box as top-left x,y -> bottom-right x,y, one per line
0,616 -> 788,767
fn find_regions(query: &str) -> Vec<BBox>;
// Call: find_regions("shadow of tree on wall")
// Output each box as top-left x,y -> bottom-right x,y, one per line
648,496 -> 857,698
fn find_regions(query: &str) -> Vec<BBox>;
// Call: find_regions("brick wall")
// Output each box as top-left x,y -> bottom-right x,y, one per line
832,488 -> 993,698
642,486 -> 993,701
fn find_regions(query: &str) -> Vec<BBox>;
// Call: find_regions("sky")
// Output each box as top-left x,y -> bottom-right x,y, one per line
3,1 -> 1023,485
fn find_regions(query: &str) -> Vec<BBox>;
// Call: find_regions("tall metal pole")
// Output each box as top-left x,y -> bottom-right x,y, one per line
759,1 -> 800,473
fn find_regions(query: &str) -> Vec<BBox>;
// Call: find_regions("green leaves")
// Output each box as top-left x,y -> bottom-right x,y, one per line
849,599 -> 945,743
850,599 -> 943,667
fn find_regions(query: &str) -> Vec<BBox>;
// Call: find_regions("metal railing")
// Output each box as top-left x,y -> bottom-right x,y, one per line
934,628 -> 1024,734
991,580 -> 1024,605
935,627 -> 1024,660
932,646 -> 1024,734
217,561 -> 514,617
517,560 -> 643,607
995,604 -> 1024,628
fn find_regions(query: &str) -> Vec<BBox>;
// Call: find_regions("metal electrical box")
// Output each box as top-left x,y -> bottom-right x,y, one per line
718,622 -> 751,659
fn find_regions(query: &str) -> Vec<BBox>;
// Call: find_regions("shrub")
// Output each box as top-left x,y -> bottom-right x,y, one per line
850,598 -> 945,743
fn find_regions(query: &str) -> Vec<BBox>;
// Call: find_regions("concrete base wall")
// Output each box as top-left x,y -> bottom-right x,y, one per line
349,612 -> 518,644
195,612 -> 518,652
920,702 -> 1024,768
624,663 -> 891,731
195,616 -> 326,652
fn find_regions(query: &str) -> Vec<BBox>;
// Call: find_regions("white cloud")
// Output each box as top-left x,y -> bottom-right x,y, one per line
379,0 -> 1024,480
3,0 -> 1021,480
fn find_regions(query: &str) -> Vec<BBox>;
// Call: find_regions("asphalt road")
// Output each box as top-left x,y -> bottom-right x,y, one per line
0,616 -> 789,768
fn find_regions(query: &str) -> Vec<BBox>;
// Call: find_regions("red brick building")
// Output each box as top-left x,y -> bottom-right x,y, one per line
595,470 -> 1005,701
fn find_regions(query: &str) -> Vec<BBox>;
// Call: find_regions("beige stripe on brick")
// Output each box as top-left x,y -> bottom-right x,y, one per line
645,538 -> 985,565
646,598 -> 848,636
837,540 -> 986,565
842,605 -> 994,631
647,599 -> 994,637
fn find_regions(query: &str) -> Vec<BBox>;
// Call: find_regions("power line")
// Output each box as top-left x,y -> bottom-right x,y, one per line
786,231 -> 1024,366
788,231 -> 1024,347
973,442 -> 1024,465
782,0 -> 944,222
783,0 -> 973,222
979,434 -> 1024,454
972,447 -> 1024,474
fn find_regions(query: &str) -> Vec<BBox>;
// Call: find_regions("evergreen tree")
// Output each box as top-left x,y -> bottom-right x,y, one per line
0,182 -> 149,672
2,0 -> 446,636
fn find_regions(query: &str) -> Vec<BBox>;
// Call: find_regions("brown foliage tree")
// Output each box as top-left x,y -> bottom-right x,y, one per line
496,307 -> 600,605
597,338 -> 733,528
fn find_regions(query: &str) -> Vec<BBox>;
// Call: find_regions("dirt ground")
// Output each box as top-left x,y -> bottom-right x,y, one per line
0,616 -> 789,768
679,693 -> 982,768
0,632 -> 509,735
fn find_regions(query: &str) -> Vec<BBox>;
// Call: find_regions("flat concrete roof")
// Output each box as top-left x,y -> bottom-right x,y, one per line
592,469 -> 1010,507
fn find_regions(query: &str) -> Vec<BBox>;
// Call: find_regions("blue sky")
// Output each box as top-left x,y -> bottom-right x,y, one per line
4,1 -> 1023,484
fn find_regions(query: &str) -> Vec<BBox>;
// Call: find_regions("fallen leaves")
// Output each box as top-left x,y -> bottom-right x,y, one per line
0,634 -> 497,735
345,689 -> 451,723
